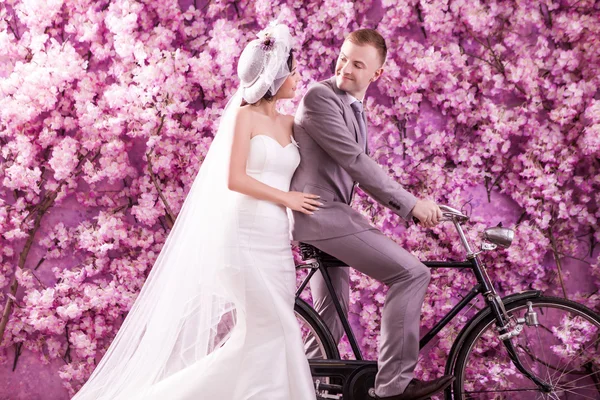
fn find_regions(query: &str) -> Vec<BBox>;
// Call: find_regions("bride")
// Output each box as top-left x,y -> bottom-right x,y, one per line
72,24 -> 321,400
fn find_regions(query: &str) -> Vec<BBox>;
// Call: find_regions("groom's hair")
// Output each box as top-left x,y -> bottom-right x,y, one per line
345,29 -> 387,66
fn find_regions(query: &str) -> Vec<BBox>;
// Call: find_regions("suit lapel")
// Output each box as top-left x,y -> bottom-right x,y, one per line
327,77 -> 362,145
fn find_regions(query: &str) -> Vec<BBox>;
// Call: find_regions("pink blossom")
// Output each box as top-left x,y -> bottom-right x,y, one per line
49,137 -> 80,181
0,1 -> 598,395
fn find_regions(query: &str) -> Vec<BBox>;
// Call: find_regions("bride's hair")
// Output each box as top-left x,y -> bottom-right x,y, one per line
240,49 -> 294,107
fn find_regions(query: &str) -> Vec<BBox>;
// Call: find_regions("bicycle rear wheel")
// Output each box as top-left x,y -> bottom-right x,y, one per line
452,296 -> 600,399
295,298 -> 341,398
295,298 -> 339,360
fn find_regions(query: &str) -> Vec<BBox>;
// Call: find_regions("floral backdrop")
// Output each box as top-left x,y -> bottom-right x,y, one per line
0,0 -> 598,398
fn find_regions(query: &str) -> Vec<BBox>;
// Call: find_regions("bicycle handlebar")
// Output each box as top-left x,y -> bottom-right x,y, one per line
439,205 -> 469,222
412,204 -> 469,225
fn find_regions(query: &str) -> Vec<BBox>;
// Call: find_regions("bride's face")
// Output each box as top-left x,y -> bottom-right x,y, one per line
276,58 -> 299,100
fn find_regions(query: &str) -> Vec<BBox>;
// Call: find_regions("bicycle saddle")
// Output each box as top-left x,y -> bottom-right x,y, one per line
299,243 -> 347,267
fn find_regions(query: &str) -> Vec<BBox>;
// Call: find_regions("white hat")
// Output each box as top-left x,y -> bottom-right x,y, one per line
237,24 -> 293,104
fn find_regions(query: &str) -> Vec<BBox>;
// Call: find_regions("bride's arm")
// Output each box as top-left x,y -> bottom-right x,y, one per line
227,108 -> 320,215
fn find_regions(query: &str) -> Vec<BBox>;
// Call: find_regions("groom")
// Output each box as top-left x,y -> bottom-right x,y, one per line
290,29 -> 453,400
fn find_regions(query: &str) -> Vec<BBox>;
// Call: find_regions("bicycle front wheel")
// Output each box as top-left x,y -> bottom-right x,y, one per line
452,296 -> 600,399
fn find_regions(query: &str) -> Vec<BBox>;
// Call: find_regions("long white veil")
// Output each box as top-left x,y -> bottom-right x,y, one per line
72,89 -> 245,400
72,23 -> 293,400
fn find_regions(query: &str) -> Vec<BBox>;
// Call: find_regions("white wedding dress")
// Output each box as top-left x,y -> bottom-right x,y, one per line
126,134 -> 315,400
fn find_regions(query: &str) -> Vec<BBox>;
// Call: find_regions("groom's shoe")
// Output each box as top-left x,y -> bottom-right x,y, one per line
372,375 -> 455,400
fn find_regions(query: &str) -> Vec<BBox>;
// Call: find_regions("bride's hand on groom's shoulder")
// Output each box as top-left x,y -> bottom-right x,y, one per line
284,192 -> 322,215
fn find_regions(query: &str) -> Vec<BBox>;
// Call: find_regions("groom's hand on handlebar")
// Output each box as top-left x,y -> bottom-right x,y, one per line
284,192 -> 322,215
411,199 -> 442,228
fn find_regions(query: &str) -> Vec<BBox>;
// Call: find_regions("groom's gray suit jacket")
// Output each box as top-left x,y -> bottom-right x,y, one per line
290,77 -> 417,241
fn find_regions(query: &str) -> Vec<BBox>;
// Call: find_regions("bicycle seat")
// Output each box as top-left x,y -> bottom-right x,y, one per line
299,243 -> 347,268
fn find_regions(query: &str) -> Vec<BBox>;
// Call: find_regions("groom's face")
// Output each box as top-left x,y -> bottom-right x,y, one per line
335,40 -> 383,98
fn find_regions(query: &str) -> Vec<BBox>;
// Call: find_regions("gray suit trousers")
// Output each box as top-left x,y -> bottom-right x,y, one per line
304,229 -> 430,397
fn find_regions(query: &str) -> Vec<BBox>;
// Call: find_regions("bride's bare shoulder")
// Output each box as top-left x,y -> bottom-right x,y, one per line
237,104 -> 253,115
234,104 -> 256,123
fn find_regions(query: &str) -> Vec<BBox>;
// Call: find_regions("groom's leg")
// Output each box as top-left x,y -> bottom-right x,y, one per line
306,230 -> 430,397
304,263 -> 350,359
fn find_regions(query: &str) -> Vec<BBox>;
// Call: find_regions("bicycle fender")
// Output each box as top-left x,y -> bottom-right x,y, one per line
444,290 -> 542,375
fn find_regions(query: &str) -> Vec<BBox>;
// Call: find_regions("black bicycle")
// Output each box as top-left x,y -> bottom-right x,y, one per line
293,205 -> 600,400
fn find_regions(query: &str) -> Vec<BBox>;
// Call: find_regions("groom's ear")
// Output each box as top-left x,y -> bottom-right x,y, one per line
370,67 -> 384,82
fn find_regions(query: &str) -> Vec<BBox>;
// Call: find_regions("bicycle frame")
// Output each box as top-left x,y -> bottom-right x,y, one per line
294,217 -> 494,358
295,214 -> 553,392
295,256 -> 478,360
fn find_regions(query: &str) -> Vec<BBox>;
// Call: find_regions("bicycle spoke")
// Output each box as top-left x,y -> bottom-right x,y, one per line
464,385 -> 600,399
463,387 -> 544,393
515,343 -> 566,376
534,324 -> 553,387
558,380 -> 600,391
531,391 -> 559,400
517,327 -> 550,386
454,298 -> 600,400
545,392 -> 561,400
556,367 -> 600,386
552,387 -> 600,400
551,335 -> 600,384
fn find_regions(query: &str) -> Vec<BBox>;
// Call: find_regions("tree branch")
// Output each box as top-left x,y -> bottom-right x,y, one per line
0,150 -> 100,343
146,153 -> 175,229
548,224 -> 569,299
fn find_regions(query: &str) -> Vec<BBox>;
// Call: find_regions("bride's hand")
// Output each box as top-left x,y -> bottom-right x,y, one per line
284,192 -> 322,215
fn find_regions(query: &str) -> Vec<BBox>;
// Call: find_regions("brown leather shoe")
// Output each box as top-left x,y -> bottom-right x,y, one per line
373,375 -> 455,400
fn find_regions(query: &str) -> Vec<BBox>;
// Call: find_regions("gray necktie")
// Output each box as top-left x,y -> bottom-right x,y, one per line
350,101 -> 367,152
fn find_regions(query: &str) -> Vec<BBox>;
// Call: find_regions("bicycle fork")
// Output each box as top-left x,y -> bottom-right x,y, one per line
468,239 -> 554,394
488,294 -> 554,393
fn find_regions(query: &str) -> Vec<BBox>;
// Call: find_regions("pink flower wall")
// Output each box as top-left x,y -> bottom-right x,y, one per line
0,0 -> 598,398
